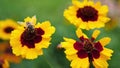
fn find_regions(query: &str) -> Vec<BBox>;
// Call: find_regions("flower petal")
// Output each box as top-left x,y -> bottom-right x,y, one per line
61,37 -> 77,55
99,5 -> 109,15
99,37 -> 111,46
61,37 -> 76,48
101,48 -> 113,60
76,28 -> 88,39
65,48 -> 77,56
93,56 -> 109,68
72,0 -> 84,8
94,42 -> 103,52
24,16 -> 36,25
70,58 -> 89,68
92,50 -> 100,59
66,54 -> 78,61
74,41 -> 83,50
38,21 -> 55,38
77,49 -> 88,58
92,30 -> 100,40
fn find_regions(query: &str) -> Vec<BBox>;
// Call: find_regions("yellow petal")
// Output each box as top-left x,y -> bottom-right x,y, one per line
24,17 -> 31,23
71,58 -> 89,68
66,54 -> 78,61
76,28 -> 88,38
72,0 -> 84,8
38,21 -> 55,38
12,47 -> 22,56
94,21 -> 105,28
25,49 -> 43,59
24,16 -> 36,25
92,30 -> 100,39
64,47 -> 77,55
99,5 -> 109,15
87,22 -> 96,29
61,37 -> 76,49
99,37 -> 111,46
99,16 -> 110,23
63,37 -> 76,43
94,2 -> 101,9
93,57 -> 109,68
78,22 -> 87,30
35,38 -> 51,49
101,48 -> 113,60
76,28 -> 83,38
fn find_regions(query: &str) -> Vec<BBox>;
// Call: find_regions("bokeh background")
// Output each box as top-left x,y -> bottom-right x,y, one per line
0,0 -> 120,68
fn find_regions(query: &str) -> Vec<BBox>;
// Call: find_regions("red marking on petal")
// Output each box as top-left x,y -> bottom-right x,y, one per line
92,50 -> 100,59
35,28 -> 44,35
94,42 -> 103,52
74,41 -> 83,50
79,36 -> 85,42
77,49 -> 88,58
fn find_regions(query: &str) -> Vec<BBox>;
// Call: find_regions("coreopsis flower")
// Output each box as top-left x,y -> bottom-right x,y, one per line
64,0 -> 110,30
10,16 -> 55,59
0,19 -> 18,40
0,58 -> 9,68
61,29 -> 113,68
0,42 -> 21,63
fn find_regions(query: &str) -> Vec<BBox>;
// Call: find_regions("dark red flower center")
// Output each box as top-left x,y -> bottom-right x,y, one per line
76,6 -> 98,22
4,26 -> 14,33
20,25 -> 44,48
74,36 -> 103,62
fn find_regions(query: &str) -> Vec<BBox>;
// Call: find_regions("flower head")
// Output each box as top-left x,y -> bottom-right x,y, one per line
10,16 -> 55,59
64,0 -> 110,30
0,42 -> 21,63
0,19 -> 18,40
61,29 -> 113,68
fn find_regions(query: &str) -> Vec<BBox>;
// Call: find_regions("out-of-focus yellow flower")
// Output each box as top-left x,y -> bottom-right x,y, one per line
0,19 -> 18,40
61,29 -> 113,68
64,0 -> 110,30
0,58 -> 9,68
0,42 -> 21,63
10,16 -> 55,59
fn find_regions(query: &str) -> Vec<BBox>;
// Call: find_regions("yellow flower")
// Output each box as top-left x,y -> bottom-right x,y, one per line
0,58 -> 9,68
10,16 -> 55,59
64,0 -> 110,30
61,29 -> 113,68
0,19 -> 18,40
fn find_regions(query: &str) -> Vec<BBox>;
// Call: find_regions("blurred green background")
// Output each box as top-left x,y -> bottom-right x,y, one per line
0,0 -> 120,68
